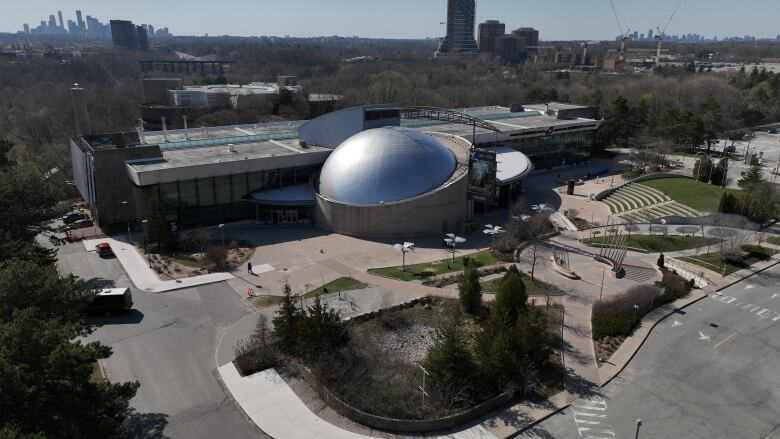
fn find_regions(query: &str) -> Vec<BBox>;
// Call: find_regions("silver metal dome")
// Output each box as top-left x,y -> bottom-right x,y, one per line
317,127 -> 457,205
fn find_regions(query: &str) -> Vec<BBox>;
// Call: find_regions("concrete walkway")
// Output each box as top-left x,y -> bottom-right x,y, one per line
82,237 -> 233,292
218,363 -> 497,439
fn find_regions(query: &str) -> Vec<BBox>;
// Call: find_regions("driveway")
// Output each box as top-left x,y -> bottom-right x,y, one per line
57,242 -> 269,438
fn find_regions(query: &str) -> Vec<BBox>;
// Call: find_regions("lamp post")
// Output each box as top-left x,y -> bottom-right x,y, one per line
635,419 -> 642,439
633,304 -> 640,319
121,200 -> 131,244
393,242 -> 415,271
141,220 -> 151,267
444,234 -> 466,262
218,223 -> 225,247
599,269 -> 606,303
483,225 -> 505,249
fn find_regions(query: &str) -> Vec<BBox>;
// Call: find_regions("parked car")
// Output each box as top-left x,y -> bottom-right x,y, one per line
724,145 -> 737,153
95,242 -> 114,257
69,219 -> 94,229
768,128 -> 778,134
61,212 -> 84,224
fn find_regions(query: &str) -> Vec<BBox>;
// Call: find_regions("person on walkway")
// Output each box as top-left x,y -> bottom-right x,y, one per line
247,262 -> 253,275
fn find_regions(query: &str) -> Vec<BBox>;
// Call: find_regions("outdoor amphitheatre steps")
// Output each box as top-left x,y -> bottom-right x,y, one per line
600,182 -> 701,224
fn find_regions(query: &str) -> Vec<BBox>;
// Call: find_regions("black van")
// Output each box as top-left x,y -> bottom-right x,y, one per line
88,288 -> 133,314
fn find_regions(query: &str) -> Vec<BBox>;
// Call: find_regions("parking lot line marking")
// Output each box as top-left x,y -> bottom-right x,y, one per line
574,412 -> 608,418
715,333 -> 737,348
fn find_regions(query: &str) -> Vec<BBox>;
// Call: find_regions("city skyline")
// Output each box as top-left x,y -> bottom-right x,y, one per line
3,0 -> 780,41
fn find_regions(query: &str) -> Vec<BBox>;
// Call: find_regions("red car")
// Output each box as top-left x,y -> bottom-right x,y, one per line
95,242 -> 114,257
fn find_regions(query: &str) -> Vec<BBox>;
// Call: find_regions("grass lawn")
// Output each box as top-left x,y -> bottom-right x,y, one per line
250,277 -> 369,308
680,245 -> 778,275
640,178 -> 742,212
583,235 -> 719,253
368,250 -> 502,281
480,272 -> 544,296
768,236 -> 780,246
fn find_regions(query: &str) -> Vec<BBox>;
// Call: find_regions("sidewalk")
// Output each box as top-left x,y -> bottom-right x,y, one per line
218,363 -> 498,439
82,237 -> 233,293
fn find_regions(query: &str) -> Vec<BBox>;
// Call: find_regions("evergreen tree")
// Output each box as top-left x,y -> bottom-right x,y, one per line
423,310 -> 476,389
513,307 -> 550,367
298,294 -> 348,358
140,193 -> 173,253
492,265 -> 527,324
272,284 -> 299,354
458,261 -> 482,316
692,158 -> 713,182
738,163 -> 764,190
718,193 -> 738,214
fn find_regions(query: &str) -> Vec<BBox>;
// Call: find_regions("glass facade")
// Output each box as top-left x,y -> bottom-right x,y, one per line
152,165 -> 319,229
494,131 -> 594,171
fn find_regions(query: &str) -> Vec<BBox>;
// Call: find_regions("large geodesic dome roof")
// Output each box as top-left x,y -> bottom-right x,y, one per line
317,127 -> 457,206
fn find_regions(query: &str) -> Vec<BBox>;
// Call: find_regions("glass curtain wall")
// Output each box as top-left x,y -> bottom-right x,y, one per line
154,165 -> 319,229
497,131 -> 594,170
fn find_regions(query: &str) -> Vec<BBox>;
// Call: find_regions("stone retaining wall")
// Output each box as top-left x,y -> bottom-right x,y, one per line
292,361 -> 513,433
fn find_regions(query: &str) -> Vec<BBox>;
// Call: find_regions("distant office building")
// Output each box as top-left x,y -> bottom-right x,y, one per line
512,27 -> 539,51
135,25 -> 149,50
23,23 -> 30,34
496,35 -> 528,64
58,11 -> 64,28
110,20 -> 148,50
67,20 -> 78,34
48,15 -> 57,28
436,0 -> 479,56
147,24 -> 155,37
76,10 -> 85,33
478,20 -> 505,54
648,29 -> 654,40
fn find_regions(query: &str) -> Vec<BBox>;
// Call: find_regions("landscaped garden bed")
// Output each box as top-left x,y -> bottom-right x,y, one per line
248,277 -> 368,309
593,270 -> 694,364
679,244 -> 777,275
583,235 -> 719,253
234,263 -> 563,431
367,250 -> 504,281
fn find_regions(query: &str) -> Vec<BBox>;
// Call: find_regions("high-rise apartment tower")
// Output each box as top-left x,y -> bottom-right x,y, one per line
435,0 -> 478,56
478,20 -> 505,54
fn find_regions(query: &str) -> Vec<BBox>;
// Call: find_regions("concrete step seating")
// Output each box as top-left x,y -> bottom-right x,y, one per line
603,182 -> 702,224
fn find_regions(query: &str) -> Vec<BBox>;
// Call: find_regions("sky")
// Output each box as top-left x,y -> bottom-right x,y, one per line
4,0 -> 780,41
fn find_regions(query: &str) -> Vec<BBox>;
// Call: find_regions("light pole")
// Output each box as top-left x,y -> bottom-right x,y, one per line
121,200 -> 131,243
444,234 -> 466,262
635,419 -> 642,439
218,223 -> 225,247
141,220 -> 151,267
599,269 -> 606,303
483,225 -> 505,249
393,242 -> 415,271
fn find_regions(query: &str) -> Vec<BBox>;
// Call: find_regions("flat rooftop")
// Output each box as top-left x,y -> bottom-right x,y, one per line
402,106 -> 599,137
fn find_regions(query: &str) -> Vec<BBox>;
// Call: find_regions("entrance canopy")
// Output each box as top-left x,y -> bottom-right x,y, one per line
483,146 -> 533,185
247,184 -> 315,206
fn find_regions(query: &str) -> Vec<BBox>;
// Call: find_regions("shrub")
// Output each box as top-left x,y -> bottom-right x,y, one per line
234,315 -> 278,376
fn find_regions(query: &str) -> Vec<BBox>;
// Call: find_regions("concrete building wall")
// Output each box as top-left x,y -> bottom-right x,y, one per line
314,172 -> 468,239
72,144 -> 162,226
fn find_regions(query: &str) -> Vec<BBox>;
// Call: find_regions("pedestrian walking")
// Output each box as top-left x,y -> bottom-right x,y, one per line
247,261 -> 253,275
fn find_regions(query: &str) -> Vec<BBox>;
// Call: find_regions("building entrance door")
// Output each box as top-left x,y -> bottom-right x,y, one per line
274,210 -> 298,224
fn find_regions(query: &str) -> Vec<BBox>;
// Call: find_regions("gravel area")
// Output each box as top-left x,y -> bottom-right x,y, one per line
368,323 -> 436,365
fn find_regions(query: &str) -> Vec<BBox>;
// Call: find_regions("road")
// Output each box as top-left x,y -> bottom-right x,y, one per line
520,264 -> 780,439
57,242 -> 269,439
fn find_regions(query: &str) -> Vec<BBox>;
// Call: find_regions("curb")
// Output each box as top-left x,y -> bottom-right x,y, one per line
503,399 -> 573,439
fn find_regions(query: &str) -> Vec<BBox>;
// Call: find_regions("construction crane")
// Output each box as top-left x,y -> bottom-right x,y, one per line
655,0 -> 685,65
608,0 -> 631,62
